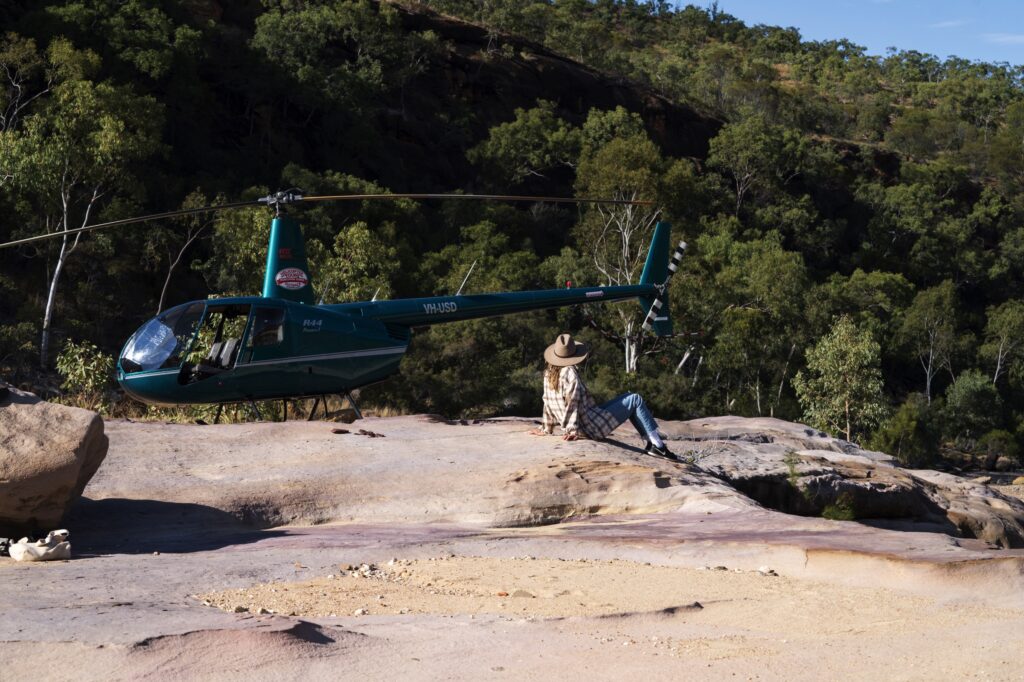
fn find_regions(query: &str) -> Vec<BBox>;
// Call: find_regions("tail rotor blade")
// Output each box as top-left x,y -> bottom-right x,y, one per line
667,239 -> 687,278
642,240 -> 687,333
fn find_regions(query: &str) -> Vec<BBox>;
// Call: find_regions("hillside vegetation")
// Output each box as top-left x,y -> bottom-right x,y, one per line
3,0 -> 1024,466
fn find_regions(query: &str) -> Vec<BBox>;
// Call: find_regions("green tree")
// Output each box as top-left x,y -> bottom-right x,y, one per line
322,221 -> 399,303
251,0 -> 430,113
683,228 -> 809,417
372,220 -> 547,417
467,100 -> 581,186
898,281 -> 961,403
146,191 -> 216,314
46,0 -> 198,80
990,100 -> 1024,196
0,40 -> 162,366
198,197 -> 272,296
573,133 -> 680,373
793,315 -> 887,442
884,107 -> 962,160
0,33 -> 48,135
942,369 -> 1000,443
707,114 -> 805,214
580,106 -> 646,157
868,393 -> 939,467
807,269 -> 914,346
980,300 -> 1024,386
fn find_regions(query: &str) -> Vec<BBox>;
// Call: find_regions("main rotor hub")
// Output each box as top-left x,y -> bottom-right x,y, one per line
258,189 -> 304,215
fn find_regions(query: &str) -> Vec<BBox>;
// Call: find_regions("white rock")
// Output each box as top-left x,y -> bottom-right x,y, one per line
8,529 -> 71,562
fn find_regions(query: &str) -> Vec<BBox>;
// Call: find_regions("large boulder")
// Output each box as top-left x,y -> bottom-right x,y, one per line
0,387 -> 108,534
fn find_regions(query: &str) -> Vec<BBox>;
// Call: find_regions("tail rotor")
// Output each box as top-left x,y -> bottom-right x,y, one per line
638,225 -> 686,336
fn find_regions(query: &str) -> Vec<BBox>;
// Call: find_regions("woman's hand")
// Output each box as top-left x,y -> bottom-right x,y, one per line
529,428 -> 549,436
562,431 -> 579,441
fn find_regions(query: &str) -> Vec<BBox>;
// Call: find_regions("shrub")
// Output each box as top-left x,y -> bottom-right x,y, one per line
976,429 -> 1020,469
868,393 -> 939,467
822,492 -> 857,521
0,322 -> 37,378
942,369 -> 1000,443
55,340 -> 114,410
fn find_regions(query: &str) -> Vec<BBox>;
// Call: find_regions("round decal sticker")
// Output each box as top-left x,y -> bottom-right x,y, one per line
275,267 -> 309,290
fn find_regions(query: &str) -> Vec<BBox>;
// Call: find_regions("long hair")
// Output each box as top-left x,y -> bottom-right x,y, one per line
545,362 -> 562,391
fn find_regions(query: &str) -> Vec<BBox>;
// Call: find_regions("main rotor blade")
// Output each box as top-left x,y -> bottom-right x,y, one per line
299,193 -> 656,206
0,192 -> 655,250
0,200 -> 259,250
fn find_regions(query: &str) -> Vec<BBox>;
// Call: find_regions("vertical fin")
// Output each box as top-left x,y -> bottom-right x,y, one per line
639,221 -> 671,287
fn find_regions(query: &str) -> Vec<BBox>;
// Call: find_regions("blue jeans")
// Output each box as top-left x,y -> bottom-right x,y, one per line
600,393 -> 660,442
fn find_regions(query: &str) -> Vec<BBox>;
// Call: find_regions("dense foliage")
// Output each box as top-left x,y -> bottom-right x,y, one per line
2,1 -> 1024,463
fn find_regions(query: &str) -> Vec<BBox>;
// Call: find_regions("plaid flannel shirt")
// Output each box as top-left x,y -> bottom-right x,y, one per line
541,365 -> 619,439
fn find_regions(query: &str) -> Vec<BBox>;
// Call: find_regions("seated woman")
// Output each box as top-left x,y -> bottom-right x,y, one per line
529,333 -> 678,460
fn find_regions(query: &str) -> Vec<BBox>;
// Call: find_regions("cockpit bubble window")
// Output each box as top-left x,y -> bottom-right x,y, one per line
249,307 -> 286,347
120,302 -> 204,373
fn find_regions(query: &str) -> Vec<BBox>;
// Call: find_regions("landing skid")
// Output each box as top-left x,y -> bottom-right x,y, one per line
208,392 -> 362,424
305,392 -> 362,421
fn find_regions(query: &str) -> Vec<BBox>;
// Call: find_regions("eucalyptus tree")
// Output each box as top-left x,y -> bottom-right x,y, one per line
0,39 -> 161,366
793,315 -> 887,443
573,133 -> 683,373
898,281 -> 961,403
980,300 -> 1024,386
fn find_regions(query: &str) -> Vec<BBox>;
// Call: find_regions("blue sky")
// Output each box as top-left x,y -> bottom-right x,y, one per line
704,0 -> 1024,65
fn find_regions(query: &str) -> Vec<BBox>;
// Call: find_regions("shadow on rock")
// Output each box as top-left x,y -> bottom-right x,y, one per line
66,497 -> 284,555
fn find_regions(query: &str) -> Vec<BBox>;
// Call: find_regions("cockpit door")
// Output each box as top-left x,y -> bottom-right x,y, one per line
239,305 -> 290,365
179,304 -> 251,382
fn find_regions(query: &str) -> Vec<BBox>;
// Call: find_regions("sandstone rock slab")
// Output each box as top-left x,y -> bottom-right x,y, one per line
82,414 -> 1024,550
675,417 -> 1024,548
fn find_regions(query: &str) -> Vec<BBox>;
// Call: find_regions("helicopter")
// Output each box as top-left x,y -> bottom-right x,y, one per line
0,190 -> 686,418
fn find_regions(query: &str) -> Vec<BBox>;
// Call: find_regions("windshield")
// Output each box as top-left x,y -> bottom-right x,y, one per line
120,303 -> 204,373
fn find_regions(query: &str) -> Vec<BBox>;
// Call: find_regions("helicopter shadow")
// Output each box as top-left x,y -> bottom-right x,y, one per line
66,497 -> 284,555
602,437 -> 649,455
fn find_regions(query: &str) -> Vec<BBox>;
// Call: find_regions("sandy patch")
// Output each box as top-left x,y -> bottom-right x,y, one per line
198,555 -> 1020,638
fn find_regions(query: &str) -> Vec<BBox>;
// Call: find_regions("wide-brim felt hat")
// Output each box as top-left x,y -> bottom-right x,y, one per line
544,333 -> 589,367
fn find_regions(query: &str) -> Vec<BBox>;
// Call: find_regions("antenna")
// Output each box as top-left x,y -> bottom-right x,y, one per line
371,287 -> 381,302
456,260 -> 477,296
317,275 -> 334,305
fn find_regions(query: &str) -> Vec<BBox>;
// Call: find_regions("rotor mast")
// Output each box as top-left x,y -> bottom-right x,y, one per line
258,190 -> 315,304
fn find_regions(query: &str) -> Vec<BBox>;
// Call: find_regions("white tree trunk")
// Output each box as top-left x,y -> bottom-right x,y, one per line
40,184 -> 99,367
158,225 -> 207,314
993,337 -> 1007,386
39,237 -> 68,368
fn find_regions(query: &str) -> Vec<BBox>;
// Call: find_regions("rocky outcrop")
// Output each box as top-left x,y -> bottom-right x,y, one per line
0,388 -> 108,534
665,416 -> 1024,548
81,414 -> 1024,548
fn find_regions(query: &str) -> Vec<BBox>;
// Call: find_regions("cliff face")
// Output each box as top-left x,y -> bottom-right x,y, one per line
356,3 -> 720,189
398,4 -> 719,153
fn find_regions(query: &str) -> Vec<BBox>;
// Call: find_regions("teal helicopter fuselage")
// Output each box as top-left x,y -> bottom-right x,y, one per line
117,214 -> 678,406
